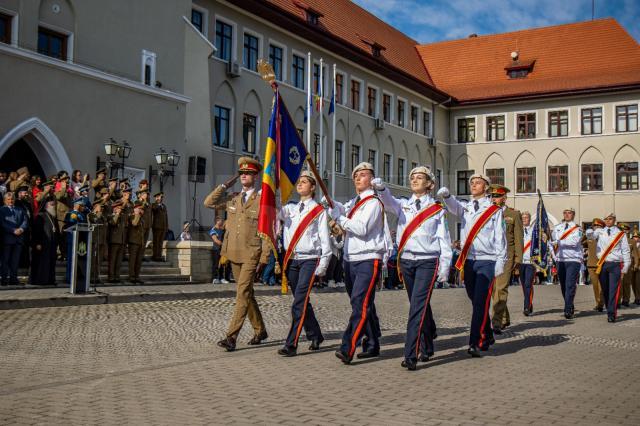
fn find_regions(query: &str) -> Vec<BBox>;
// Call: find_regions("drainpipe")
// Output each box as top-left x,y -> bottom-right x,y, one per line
431,97 -> 452,185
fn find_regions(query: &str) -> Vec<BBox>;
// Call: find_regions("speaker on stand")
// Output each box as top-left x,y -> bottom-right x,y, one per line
187,156 -> 206,235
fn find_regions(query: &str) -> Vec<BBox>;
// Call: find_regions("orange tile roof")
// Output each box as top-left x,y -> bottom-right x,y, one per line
264,0 -> 435,87
417,19 -> 640,104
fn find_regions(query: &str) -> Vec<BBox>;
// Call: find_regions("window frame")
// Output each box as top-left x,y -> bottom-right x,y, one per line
213,104 -> 233,150
242,30 -> 261,72
367,85 -> 378,117
615,162 -> 639,191
335,140 -> 344,174
368,149 -> 378,175
242,113 -> 258,154
213,16 -> 235,62
291,51 -> 306,90
547,164 -> 569,193
580,106 -> 603,135
457,117 -> 476,143
397,158 -> 406,186
350,77 -> 363,112
515,111 -> 537,139
0,10 -> 16,45
456,170 -> 474,196
191,4 -> 209,36
396,97 -> 407,128
580,163 -> 603,192
141,49 -> 157,86
383,153 -> 393,183
486,115 -> 505,141
547,109 -> 569,138
423,110 -> 432,137
335,71 -> 345,105
382,93 -> 392,122
485,168 -> 505,186
615,104 -> 638,133
37,23 -> 72,62
312,61 -> 327,96
267,40 -> 287,82
516,167 -> 537,194
350,144 -> 361,172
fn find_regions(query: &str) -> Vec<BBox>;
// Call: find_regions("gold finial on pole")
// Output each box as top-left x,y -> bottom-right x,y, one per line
258,59 -> 276,86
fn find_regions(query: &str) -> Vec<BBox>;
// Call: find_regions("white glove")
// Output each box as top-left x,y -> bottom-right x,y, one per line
314,265 -> 327,277
371,177 -> 385,191
585,228 -> 594,239
437,270 -> 449,283
494,262 -> 504,278
436,187 -> 450,199
329,206 -> 342,221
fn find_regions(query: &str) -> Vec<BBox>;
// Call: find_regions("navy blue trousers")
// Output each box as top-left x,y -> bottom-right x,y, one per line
519,264 -> 535,311
285,259 -> 323,348
599,262 -> 623,318
400,258 -> 438,362
1,243 -> 22,282
341,259 -> 382,358
463,260 -> 495,350
558,261 -> 580,315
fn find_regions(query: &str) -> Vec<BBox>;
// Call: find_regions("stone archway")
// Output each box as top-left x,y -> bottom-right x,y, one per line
0,117 -> 73,176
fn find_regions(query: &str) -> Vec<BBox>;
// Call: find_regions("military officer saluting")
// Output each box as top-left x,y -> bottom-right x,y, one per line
617,223 -> 638,307
586,213 -> 630,322
489,184 -> 523,333
520,211 -> 535,316
328,162 -> 391,364
137,189 -> 152,250
107,201 -> 127,283
437,174 -> 507,357
151,192 -> 168,262
585,218 -> 606,312
551,207 -> 583,319
204,157 -> 270,352
276,170 -> 332,357
63,198 -> 88,283
373,166 -> 451,371
127,201 -> 146,284
88,200 -> 107,284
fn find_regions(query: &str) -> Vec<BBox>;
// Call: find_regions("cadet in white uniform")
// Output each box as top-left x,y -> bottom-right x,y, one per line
551,208 -> 583,319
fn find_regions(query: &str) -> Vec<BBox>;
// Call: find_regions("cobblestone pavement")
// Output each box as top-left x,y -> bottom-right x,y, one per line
0,285 -> 639,425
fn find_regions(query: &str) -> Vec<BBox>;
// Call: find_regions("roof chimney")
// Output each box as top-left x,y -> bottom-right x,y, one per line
468,33 -> 478,38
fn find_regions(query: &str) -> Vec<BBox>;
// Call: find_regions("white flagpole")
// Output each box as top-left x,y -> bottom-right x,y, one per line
331,63 -> 337,199
319,58 -> 324,177
306,52 -> 312,154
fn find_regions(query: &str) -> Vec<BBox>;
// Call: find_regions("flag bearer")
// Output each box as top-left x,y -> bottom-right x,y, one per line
329,162 -> 391,364
587,213 -> 630,322
436,174 -> 506,357
520,211 -> 536,316
551,208 -> 583,319
373,166 -> 451,371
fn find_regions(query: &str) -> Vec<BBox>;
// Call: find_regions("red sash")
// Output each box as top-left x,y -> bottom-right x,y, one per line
281,204 -> 324,293
523,240 -> 532,252
595,231 -> 625,274
347,195 -> 379,219
455,204 -> 500,273
396,203 -> 444,283
559,225 -> 579,241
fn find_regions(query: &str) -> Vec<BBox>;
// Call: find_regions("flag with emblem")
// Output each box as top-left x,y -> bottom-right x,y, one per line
258,88 -> 309,256
531,190 -> 550,275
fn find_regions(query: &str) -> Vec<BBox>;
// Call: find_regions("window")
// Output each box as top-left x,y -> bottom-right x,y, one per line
213,106 -> 230,148
487,115 -> 505,141
411,162 -> 418,170
335,74 -> 344,105
436,169 -> 442,188
351,80 -> 361,111
291,54 -> 305,89
616,162 -> 639,190
486,168 -> 505,186
306,11 -> 319,25
581,108 -> 602,135
243,33 -> 259,71
397,159 -> 406,186
517,113 -> 536,139
457,170 -> 474,196
581,164 -> 602,191
368,150 -> 377,173
383,154 -> 392,182
397,100 -> 406,127
508,69 -> 529,79
548,110 -> 568,137
242,114 -> 257,154
516,167 -> 536,193
215,20 -> 232,61
313,63 -> 325,94
0,12 -> 12,44
335,140 -> 344,173
142,50 -> 156,86
457,118 -> 475,143
38,27 -> 68,60
367,87 -> 377,117
191,9 -> 204,33
423,111 -> 431,137
548,165 -> 569,192
351,145 -> 361,171
616,105 -> 638,132
313,134 -> 320,166
268,45 -> 283,81
410,106 -> 419,132
382,94 -> 391,122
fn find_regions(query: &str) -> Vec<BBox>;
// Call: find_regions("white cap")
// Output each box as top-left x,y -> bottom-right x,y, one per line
352,162 -> 375,179
409,166 -> 435,182
298,170 -> 316,184
469,173 -> 491,185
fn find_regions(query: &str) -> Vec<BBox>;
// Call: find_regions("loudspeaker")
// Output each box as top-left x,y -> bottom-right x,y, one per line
188,156 -> 206,183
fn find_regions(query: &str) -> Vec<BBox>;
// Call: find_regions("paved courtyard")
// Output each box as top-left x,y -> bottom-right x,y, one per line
0,284 -> 639,425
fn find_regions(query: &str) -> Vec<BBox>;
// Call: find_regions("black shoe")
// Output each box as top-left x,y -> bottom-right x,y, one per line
1,281 -> 7,286
467,346 -> 483,358
607,315 -> 616,323
217,336 -> 236,351
403,359 -> 417,371
564,312 -> 574,319
418,354 -> 431,362
502,322 -> 510,329
248,330 -> 268,345
135,279 -> 145,284
488,336 -> 496,346
523,308 -> 531,316
621,301 -> 630,307
356,350 -> 380,359
493,326 -> 503,335
634,299 -> 640,306
334,350 -> 352,364
277,346 -> 297,357
309,337 -> 324,351
595,306 -> 604,312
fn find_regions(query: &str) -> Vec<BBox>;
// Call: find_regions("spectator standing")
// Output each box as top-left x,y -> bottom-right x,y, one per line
1,192 -> 28,285
209,217 -> 228,284
30,198 -> 59,285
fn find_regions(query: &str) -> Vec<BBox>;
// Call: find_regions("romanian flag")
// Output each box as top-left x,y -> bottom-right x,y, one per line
258,89 -> 309,256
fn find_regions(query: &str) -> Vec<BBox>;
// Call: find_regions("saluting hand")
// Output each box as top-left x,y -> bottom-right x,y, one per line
223,174 -> 240,189
436,187 -> 450,199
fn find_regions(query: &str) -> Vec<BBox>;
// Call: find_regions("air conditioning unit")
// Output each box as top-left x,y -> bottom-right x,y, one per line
226,61 -> 241,78
426,137 -> 434,146
374,118 -> 385,130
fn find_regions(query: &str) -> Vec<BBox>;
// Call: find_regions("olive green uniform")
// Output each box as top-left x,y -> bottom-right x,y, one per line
127,213 -> 145,282
620,236 -> 639,304
108,209 -> 127,282
585,238 -> 604,309
151,202 -> 168,260
88,209 -> 108,282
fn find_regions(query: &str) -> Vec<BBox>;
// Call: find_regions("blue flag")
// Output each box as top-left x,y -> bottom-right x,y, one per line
303,94 -> 313,123
328,88 -> 335,115
531,191 -> 549,275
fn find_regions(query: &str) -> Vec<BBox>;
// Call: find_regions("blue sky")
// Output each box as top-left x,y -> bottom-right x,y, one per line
351,0 -> 640,44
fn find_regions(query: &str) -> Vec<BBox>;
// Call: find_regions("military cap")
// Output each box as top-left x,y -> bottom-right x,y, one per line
99,187 -> 110,195
298,170 -> 316,184
58,171 -> 70,181
96,168 -> 106,175
352,161 -> 375,179
238,156 -> 262,174
111,201 -> 123,208
469,173 -> 491,186
592,218 -> 605,227
604,212 -> 616,219
92,200 -> 104,208
120,177 -> 129,184
16,186 -> 29,193
133,200 -> 144,208
136,189 -> 149,196
122,186 -> 132,193
154,191 -> 164,198
409,165 -> 435,182
108,177 -> 118,183
72,197 -> 85,205
632,230 -> 640,238
563,207 -> 576,213
139,179 -> 149,185
489,184 -> 510,196
618,223 -> 630,231
42,179 -> 55,187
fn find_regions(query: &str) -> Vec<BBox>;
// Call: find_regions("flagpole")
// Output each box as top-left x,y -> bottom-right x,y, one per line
331,63 -> 337,200
319,58 -> 324,180
306,52 -> 312,154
